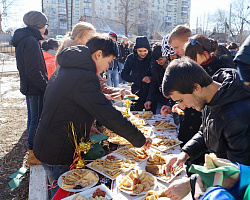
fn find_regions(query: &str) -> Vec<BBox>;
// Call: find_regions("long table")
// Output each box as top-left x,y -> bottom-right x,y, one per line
54,113 -> 193,200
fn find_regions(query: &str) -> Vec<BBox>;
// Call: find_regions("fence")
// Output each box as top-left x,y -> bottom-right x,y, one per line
0,44 -> 15,56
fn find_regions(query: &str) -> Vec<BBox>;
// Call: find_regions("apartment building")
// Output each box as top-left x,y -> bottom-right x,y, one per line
42,0 -> 190,39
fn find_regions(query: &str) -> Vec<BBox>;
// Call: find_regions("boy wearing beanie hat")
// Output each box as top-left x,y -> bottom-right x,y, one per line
11,11 -> 48,165
121,36 -> 156,112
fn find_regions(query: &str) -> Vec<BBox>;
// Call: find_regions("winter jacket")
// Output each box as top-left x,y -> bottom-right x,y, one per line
147,60 -> 171,106
108,43 -> 121,70
43,50 -> 56,80
234,35 -> 250,82
182,69 -> 250,165
121,52 -> 152,111
234,35 -> 250,65
216,45 -> 235,68
119,43 -> 130,64
201,55 -> 232,77
11,26 -> 48,95
33,45 -> 146,165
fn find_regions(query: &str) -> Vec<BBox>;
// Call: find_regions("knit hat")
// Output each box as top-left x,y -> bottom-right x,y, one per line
134,36 -> 151,51
109,31 -> 117,41
161,34 -> 175,57
23,11 -> 48,29
122,36 -> 128,42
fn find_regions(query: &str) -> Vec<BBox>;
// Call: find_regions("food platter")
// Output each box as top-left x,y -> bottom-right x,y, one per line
151,135 -> 183,152
107,135 -> 131,145
147,120 -> 177,130
86,154 -> 136,180
58,169 -> 99,192
131,111 -> 154,119
113,146 -> 148,163
146,165 -> 185,184
129,118 -> 147,126
62,184 -> 114,200
116,170 -> 158,195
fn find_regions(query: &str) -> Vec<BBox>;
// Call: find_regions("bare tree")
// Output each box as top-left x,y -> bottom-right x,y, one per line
95,0 -> 149,37
211,9 -> 228,33
230,0 -> 250,44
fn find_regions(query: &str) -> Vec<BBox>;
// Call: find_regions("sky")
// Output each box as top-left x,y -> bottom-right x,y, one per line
1,0 -> 232,31
190,0 -> 231,29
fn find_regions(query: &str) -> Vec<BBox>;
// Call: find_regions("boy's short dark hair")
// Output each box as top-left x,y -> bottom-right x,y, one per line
162,57 -> 213,97
86,35 -> 118,58
152,43 -> 162,60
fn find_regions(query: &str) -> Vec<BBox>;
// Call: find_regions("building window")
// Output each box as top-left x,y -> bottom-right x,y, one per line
58,0 -> 66,3
52,0 -> 56,4
58,7 -> 66,12
59,21 -> 66,28
52,8 -> 57,12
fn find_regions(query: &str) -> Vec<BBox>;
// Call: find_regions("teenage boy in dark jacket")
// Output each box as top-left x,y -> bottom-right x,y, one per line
33,36 -> 152,198
145,43 -> 176,115
11,11 -> 48,165
121,36 -> 154,111
161,57 -> 250,199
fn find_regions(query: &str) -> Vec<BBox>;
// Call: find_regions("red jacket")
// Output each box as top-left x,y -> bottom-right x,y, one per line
43,51 -> 56,79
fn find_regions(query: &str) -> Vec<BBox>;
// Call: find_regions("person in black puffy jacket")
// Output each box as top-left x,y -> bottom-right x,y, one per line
11,11 -> 48,165
33,36 -> 152,198
160,57 -> 250,200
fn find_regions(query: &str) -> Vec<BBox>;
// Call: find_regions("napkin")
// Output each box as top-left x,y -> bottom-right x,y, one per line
90,134 -> 108,144
188,164 -> 239,187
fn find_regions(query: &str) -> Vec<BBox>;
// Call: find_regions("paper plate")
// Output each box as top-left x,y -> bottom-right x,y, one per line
58,169 -> 99,192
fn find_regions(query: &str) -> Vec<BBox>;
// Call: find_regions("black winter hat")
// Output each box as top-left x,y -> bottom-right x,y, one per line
23,11 -> 48,29
134,36 -> 151,51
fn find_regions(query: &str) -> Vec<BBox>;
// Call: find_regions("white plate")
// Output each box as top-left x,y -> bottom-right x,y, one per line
147,120 -> 177,130
130,111 -> 154,119
154,166 -> 186,183
58,169 -> 99,192
62,184 -> 114,200
86,153 -> 136,180
113,146 -> 148,163
151,141 -> 183,153
116,170 -> 157,196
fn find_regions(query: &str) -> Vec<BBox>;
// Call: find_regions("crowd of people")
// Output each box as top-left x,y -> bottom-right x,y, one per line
11,10 -> 250,200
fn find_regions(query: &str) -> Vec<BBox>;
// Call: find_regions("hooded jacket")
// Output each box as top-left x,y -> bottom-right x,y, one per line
11,26 -> 47,95
182,69 -> 250,165
147,59 -> 171,105
33,45 -> 146,165
234,35 -> 250,65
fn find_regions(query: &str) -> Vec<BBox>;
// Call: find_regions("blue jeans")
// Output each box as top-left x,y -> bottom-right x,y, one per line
41,162 -> 70,199
26,94 -> 44,150
106,69 -> 119,87
118,62 -> 126,84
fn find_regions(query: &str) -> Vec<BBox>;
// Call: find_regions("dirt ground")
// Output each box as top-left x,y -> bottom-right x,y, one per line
0,72 -> 30,200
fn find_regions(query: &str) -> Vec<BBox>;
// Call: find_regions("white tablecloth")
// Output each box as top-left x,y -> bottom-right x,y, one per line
111,114 -> 193,199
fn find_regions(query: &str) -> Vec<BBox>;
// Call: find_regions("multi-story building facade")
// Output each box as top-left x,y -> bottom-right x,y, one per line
42,0 -> 190,39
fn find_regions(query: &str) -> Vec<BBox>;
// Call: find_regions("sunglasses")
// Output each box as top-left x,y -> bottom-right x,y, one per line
188,38 -> 207,52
